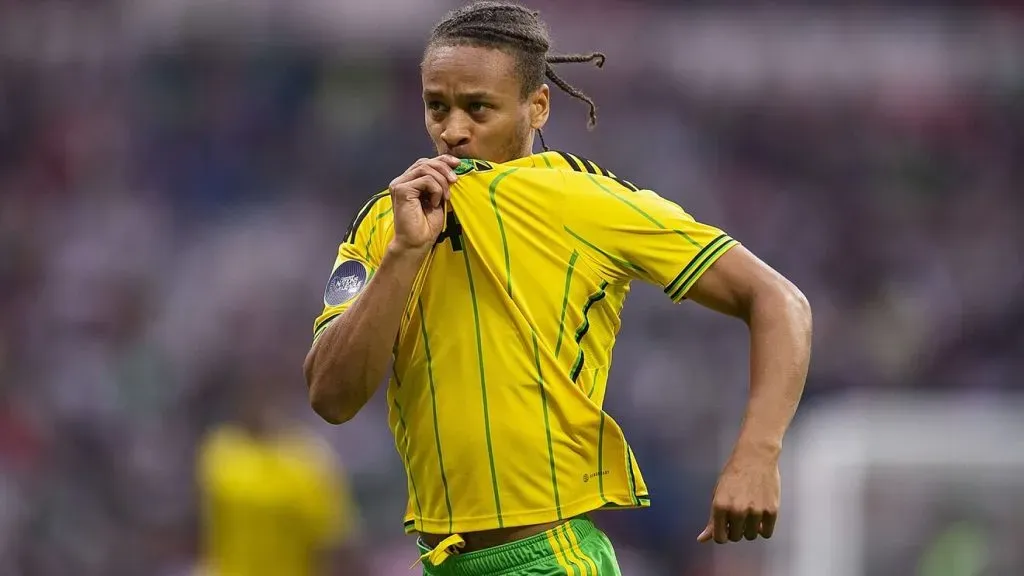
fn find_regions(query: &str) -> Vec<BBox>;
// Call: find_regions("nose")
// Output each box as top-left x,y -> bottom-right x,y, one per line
440,116 -> 471,152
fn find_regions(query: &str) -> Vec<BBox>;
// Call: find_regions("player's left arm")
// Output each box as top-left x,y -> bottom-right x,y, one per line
687,244 -> 812,545
563,175 -> 811,545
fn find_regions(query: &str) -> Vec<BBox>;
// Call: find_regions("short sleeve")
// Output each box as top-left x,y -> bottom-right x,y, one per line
563,172 -> 739,302
312,191 -> 393,341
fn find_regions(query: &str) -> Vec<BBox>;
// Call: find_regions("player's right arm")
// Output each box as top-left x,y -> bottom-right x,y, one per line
304,156 -> 461,425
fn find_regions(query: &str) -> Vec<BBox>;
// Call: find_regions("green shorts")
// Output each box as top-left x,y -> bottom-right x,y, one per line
416,516 -> 621,576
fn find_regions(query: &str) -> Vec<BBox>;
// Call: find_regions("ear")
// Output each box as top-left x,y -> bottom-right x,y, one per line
529,84 -> 550,130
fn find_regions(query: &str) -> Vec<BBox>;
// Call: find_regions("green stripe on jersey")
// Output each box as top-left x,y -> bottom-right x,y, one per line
564,226 -> 646,275
597,412 -> 608,503
534,331 -> 563,520
460,247 -> 504,525
362,207 -> 393,260
583,173 -> 699,248
584,173 -> 662,228
488,168 -> 519,298
554,251 -> 579,358
417,299 -> 454,532
391,396 -> 423,528
625,446 -> 639,506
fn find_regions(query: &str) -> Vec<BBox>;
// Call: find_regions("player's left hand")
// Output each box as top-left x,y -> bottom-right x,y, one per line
697,452 -> 780,544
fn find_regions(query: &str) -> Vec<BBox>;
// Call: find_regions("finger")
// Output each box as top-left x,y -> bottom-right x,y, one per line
760,512 -> 777,539
697,525 -> 713,543
728,511 -> 746,542
712,506 -> 729,544
393,162 -> 455,192
418,160 -> 457,203
419,178 -> 446,209
744,513 -> 762,541
397,166 -> 449,207
409,162 -> 455,188
438,154 -> 463,168
396,176 -> 444,208
418,165 -> 452,208
423,158 -> 458,184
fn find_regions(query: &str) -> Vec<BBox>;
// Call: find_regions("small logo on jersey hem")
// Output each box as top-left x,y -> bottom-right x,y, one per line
583,470 -> 610,483
324,260 -> 367,306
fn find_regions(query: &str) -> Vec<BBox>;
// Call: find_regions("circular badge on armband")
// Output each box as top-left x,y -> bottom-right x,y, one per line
323,260 -> 368,306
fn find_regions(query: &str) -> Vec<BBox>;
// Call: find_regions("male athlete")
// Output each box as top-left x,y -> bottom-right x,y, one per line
304,2 -> 813,574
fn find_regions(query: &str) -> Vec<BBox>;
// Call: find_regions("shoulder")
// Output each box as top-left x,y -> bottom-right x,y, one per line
344,190 -> 394,244
543,150 -> 643,194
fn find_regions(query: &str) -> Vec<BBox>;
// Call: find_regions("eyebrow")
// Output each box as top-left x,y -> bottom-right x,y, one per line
423,90 -> 496,101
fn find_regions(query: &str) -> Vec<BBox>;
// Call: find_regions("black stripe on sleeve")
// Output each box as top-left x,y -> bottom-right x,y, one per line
313,312 -> 342,336
344,190 -> 390,243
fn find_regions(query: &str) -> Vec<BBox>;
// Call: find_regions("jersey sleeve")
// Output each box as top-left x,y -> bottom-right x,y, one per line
563,172 -> 739,302
312,191 -> 393,342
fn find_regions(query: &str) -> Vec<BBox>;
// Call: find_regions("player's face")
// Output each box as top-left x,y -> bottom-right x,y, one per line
422,45 -> 550,163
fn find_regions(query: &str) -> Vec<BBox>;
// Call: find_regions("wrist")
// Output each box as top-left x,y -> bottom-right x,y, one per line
731,433 -> 782,463
385,241 -> 432,267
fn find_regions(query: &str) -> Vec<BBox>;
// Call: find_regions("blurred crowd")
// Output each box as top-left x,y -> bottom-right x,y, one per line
1,1 -> 1022,575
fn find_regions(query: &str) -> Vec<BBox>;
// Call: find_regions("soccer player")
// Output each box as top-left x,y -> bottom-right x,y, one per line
197,375 -> 365,576
304,2 -> 813,574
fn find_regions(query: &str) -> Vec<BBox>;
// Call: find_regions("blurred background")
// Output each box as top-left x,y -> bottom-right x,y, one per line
1,0 -> 1022,575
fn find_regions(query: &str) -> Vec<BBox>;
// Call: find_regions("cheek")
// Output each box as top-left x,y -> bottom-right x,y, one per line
493,109 -> 530,138
423,114 -> 438,134
425,118 -> 445,143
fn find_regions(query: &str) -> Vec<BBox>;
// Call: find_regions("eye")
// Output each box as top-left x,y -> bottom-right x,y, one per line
468,102 -> 489,114
427,101 -> 448,113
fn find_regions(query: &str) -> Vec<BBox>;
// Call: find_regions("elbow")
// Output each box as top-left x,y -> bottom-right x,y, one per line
308,379 -> 358,425
303,349 -> 358,426
753,276 -> 813,337
778,278 -> 813,337
309,388 -> 356,425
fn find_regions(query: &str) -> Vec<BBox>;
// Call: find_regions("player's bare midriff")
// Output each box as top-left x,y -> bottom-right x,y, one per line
420,517 -> 576,553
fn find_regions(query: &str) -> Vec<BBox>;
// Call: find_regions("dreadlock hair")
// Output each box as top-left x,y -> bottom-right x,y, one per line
425,1 -> 606,148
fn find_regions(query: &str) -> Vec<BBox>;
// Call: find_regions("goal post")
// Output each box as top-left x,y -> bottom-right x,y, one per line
766,393 -> 1024,576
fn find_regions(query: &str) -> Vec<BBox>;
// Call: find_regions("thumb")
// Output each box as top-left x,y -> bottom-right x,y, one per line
697,525 -> 713,543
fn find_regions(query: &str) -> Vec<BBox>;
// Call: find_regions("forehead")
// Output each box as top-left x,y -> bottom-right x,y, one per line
421,44 -> 521,98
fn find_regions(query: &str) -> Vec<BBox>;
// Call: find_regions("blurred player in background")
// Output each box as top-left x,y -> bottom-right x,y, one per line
197,367 -> 366,576
305,1 -> 812,574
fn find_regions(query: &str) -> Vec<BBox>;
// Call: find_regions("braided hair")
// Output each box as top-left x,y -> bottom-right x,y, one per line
425,1 -> 606,147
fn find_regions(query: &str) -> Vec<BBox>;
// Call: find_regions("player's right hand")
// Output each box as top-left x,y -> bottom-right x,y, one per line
389,155 -> 461,253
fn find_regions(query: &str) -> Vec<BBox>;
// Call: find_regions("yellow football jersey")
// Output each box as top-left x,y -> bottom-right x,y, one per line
197,425 -> 356,576
313,151 -> 738,535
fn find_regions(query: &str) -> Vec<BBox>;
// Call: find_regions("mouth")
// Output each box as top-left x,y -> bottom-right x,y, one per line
446,146 -> 472,159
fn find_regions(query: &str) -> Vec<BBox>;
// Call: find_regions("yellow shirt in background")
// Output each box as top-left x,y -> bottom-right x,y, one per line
197,425 -> 357,576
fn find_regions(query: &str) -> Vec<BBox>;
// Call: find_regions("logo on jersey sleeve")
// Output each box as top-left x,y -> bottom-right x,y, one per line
324,260 -> 368,306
